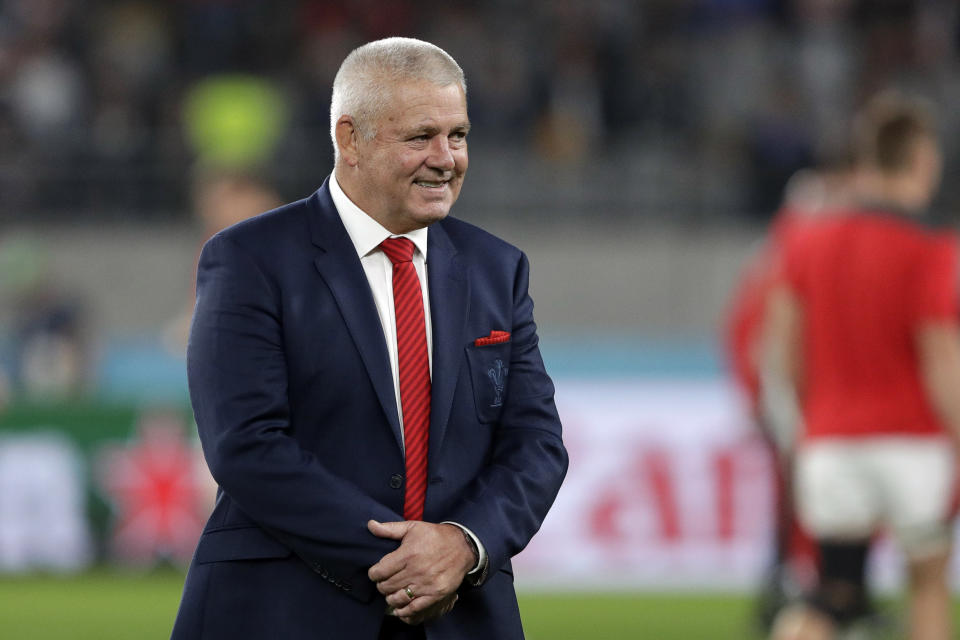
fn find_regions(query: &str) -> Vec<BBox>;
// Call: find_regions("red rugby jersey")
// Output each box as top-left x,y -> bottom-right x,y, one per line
725,209 -> 820,413
724,207 -> 809,414
783,208 -> 959,439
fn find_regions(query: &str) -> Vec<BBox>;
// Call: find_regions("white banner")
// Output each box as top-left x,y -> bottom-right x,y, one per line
1,378 -> 957,589
514,377 -> 960,591
0,432 -> 92,571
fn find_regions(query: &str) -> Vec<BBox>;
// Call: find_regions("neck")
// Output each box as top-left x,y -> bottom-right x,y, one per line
854,171 -> 928,214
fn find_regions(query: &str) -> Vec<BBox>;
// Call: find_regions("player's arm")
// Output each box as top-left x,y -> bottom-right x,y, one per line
917,321 -> 960,443
759,283 -> 804,454
914,235 -> 960,444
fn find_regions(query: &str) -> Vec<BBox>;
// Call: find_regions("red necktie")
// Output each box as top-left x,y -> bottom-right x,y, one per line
380,237 -> 430,521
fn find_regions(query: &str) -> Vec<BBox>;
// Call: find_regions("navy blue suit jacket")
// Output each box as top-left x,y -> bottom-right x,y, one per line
171,180 -> 568,639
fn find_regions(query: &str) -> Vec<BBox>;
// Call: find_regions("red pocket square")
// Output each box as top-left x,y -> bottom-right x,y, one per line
474,330 -> 511,346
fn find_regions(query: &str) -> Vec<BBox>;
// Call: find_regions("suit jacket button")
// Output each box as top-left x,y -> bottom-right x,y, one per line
390,474 -> 403,489
343,583 -> 352,592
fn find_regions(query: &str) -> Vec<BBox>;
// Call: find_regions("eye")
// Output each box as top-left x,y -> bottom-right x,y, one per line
451,131 -> 467,141
409,134 -> 430,142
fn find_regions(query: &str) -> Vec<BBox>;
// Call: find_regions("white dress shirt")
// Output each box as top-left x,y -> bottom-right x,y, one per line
329,174 -> 432,444
329,175 -> 486,578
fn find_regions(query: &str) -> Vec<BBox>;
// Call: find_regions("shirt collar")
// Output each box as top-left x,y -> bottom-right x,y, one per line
329,173 -> 429,260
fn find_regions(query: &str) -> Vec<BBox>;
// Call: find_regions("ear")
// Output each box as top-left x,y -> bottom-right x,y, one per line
335,116 -> 361,166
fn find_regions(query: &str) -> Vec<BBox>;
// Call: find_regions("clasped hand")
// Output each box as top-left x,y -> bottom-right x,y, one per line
367,520 -> 475,625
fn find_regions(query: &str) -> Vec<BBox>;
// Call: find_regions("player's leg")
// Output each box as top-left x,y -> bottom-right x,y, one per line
771,442 -> 877,640
769,601 -> 834,640
879,438 -> 955,640
761,451 -> 821,633
770,539 -> 871,640
808,540 -> 872,622
906,549 -> 951,640
757,429 -> 799,632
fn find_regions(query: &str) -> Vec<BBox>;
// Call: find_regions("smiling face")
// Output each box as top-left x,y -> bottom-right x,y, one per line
336,80 -> 470,234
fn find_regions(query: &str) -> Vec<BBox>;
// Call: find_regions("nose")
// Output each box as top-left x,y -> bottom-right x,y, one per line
426,136 -> 455,172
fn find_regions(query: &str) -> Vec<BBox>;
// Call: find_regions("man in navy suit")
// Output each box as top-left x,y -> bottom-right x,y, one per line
171,37 -> 568,639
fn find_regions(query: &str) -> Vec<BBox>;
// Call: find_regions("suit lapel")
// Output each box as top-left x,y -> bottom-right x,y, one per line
307,181 -> 403,450
426,221 -> 468,466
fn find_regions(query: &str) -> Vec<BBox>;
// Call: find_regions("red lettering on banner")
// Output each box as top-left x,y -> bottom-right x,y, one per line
713,449 -> 735,541
589,492 -> 625,542
586,439 -> 773,546
640,448 -> 681,542
588,445 -> 681,544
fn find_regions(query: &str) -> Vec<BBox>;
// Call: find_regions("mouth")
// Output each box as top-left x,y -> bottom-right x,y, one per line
413,178 -> 451,191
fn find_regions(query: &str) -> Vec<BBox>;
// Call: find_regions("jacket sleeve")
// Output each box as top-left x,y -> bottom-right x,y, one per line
441,252 -> 569,581
188,233 -> 400,601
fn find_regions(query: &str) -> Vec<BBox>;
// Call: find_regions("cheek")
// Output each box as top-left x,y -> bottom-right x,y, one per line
396,152 -> 426,176
454,151 -> 468,174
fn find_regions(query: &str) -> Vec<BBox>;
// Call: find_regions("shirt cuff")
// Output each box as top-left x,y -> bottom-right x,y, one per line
441,521 -> 487,576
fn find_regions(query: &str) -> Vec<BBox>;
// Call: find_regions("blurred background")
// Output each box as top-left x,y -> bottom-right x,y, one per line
0,0 -> 959,638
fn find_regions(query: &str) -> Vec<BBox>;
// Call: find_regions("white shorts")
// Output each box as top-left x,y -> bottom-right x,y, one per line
795,437 -> 956,559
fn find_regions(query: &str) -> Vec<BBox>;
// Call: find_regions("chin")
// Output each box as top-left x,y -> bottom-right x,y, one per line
416,209 -> 449,226
411,202 -> 452,223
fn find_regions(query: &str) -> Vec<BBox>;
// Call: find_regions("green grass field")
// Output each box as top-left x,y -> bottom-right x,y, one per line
0,571 -> 941,639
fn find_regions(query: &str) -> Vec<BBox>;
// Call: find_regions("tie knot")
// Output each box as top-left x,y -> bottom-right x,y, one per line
381,237 -> 416,265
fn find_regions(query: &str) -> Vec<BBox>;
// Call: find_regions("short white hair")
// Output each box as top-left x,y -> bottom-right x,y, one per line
330,37 -> 466,159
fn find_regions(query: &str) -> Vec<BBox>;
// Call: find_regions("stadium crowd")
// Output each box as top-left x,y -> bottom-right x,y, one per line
0,0 -> 959,222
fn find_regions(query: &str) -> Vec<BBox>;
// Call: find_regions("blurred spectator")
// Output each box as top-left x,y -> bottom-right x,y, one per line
0,235 -> 91,400
182,74 -> 288,169
161,67 -> 287,352
163,167 -> 283,353
191,167 -> 283,239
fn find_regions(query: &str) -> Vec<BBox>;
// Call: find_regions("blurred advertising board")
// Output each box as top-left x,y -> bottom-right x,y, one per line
516,378 -> 960,592
0,378 -> 953,590
515,378 -> 776,590
0,404 -> 210,571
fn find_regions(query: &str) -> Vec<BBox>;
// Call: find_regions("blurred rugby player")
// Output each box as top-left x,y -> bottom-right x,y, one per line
766,93 -> 960,640
725,162 -> 853,632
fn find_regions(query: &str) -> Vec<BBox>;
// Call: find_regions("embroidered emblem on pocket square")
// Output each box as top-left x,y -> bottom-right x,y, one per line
474,330 -> 510,346
487,359 -> 508,407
